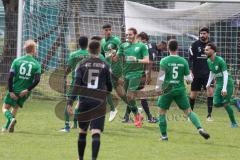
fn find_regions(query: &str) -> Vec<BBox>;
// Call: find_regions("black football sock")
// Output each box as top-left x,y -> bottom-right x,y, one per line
78,133 -> 87,160
189,98 -> 195,110
207,97 -> 213,117
92,133 -> 101,160
141,99 -> 152,119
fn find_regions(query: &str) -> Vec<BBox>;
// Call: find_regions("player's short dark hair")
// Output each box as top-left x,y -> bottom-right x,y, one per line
206,42 -> 217,52
160,41 -> 167,46
78,36 -> 88,49
91,36 -> 102,42
199,26 -> 209,33
88,40 -> 100,55
168,39 -> 178,51
102,23 -> 112,29
137,32 -> 149,41
128,27 -> 137,35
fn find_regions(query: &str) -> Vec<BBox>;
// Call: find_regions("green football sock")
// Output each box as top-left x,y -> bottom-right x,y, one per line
128,99 -> 138,115
3,119 -> 11,129
159,115 -> 167,136
107,94 -> 115,111
225,105 -> 237,124
4,110 -> 13,120
188,111 -> 202,129
64,106 -> 70,128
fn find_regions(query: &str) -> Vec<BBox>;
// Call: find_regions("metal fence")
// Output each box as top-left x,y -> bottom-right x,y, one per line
0,1 -> 239,102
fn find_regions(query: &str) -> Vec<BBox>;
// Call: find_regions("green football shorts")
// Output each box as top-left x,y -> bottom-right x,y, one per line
157,89 -> 190,110
213,82 -> 233,107
4,91 -> 31,108
124,76 -> 145,91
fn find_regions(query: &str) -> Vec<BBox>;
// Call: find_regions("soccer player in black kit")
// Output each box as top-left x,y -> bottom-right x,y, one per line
67,40 -> 112,160
189,27 -> 214,121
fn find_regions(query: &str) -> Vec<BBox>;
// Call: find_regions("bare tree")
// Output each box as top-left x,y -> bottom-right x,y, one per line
0,0 -> 18,84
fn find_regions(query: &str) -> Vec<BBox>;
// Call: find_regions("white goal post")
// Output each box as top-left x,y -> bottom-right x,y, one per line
20,0 -> 240,98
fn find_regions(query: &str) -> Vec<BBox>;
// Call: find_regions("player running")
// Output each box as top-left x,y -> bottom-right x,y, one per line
122,32 -> 158,123
116,27 -> 149,128
156,39 -> 210,140
205,42 -> 238,128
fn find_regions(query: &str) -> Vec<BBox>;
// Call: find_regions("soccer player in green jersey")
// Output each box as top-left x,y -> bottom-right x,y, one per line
101,23 -> 121,57
205,43 -> 238,128
101,23 -> 121,122
117,27 -> 149,128
60,36 -> 89,132
2,40 -> 41,133
122,32 -> 157,123
156,39 -> 210,140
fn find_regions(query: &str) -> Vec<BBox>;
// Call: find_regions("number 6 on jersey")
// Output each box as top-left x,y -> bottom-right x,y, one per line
87,69 -> 99,89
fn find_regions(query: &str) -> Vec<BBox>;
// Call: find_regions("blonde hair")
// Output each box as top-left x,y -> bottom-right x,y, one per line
24,39 -> 37,54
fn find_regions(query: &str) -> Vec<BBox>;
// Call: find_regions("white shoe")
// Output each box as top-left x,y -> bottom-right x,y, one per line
109,109 -> 118,122
161,136 -> 168,141
138,107 -> 143,114
2,127 -> 7,133
59,127 -> 70,133
206,116 -> 213,122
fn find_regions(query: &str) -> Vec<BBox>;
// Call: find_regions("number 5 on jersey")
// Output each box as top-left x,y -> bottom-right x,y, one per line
172,66 -> 178,79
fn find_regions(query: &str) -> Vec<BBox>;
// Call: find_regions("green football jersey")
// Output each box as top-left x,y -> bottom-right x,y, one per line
101,36 -> 121,56
117,41 -> 149,79
67,49 -> 89,72
10,55 -> 41,94
207,55 -> 233,86
101,36 -> 122,78
160,55 -> 190,92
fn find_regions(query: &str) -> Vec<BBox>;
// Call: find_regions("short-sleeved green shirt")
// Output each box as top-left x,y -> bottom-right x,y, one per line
101,36 -> 121,57
160,55 -> 190,93
67,49 -> 89,77
10,55 -> 41,94
117,41 -> 149,79
207,55 -> 234,86
101,36 -> 122,79
157,55 -> 191,110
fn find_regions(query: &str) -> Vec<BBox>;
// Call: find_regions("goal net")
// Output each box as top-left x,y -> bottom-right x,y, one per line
22,0 -> 240,100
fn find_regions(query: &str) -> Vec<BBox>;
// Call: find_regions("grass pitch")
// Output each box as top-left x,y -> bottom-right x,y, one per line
0,99 -> 240,160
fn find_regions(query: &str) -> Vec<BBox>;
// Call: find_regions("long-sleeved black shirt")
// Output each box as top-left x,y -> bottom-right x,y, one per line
67,57 -> 112,106
189,39 -> 210,78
